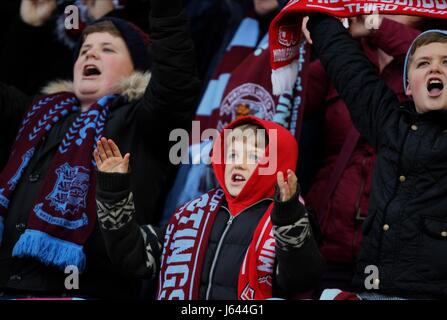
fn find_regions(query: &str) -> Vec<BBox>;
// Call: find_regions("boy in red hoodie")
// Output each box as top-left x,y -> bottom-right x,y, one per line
94,116 -> 324,300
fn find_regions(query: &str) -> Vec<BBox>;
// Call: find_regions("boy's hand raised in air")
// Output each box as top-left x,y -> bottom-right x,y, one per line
277,169 -> 298,202
94,137 -> 130,174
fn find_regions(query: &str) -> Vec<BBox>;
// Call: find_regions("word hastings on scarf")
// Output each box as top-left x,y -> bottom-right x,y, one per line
158,190 -> 226,300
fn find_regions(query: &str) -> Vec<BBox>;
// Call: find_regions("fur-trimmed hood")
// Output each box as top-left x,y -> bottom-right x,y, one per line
41,71 -> 152,102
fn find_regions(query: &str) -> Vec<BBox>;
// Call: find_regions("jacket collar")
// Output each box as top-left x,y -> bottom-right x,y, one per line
40,71 -> 151,103
400,101 -> 447,127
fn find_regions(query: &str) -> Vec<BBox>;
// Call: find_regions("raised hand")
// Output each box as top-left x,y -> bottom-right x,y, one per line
83,0 -> 115,20
276,169 -> 298,202
348,15 -> 385,39
20,0 -> 57,27
94,137 -> 130,174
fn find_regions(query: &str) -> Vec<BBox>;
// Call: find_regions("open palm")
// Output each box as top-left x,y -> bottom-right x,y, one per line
94,138 -> 130,174
277,170 -> 298,202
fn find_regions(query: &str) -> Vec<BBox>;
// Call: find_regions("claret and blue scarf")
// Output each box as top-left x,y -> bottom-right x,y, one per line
0,93 -> 116,271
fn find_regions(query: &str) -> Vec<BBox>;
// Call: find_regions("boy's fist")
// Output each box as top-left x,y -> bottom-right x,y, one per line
94,138 -> 130,174
20,0 -> 57,27
277,169 -> 298,202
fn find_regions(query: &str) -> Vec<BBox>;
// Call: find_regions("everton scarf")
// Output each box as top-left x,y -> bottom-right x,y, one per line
269,0 -> 447,96
0,92 -> 115,271
157,189 -> 275,300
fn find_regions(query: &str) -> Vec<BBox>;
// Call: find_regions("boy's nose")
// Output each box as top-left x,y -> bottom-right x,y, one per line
429,62 -> 442,73
234,162 -> 247,170
86,49 -> 99,60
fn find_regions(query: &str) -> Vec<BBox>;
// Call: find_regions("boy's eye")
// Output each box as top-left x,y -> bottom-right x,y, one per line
80,50 -> 88,56
103,47 -> 115,53
417,61 -> 429,68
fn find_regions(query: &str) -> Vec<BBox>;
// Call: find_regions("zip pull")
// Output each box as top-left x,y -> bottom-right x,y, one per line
227,216 -> 235,226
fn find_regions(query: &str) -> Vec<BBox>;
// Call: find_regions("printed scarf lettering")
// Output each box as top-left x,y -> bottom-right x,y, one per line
158,188 -> 276,300
269,0 -> 447,96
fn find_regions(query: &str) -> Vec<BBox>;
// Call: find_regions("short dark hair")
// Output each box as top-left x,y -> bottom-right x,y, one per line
74,17 -> 151,71
408,32 -> 447,65
80,20 -> 122,44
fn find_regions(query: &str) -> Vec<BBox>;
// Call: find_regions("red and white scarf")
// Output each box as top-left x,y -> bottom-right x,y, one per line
269,0 -> 447,96
157,188 -> 275,300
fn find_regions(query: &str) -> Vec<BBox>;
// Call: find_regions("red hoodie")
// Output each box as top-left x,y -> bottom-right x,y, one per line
212,116 -> 298,215
158,116 -> 299,300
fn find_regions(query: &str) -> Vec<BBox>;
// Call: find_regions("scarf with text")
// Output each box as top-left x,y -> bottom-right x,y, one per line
157,188 -> 275,300
0,92 -> 115,271
269,0 -> 447,95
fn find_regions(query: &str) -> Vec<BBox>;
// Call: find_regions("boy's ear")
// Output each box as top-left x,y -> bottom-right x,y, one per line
405,82 -> 412,96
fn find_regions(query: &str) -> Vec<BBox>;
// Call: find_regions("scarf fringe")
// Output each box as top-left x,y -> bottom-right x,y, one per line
271,60 -> 299,96
12,229 -> 86,271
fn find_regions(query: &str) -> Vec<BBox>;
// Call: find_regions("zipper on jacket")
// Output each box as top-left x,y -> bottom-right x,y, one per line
205,198 -> 272,300
205,214 -> 235,300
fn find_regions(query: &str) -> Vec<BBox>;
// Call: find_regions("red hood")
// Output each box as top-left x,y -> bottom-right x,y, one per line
211,116 -> 298,215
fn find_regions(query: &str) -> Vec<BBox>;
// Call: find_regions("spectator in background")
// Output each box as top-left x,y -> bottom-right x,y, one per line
0,0 -> 148,96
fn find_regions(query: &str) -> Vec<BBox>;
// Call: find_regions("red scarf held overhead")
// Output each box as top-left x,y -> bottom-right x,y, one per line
269,0 -> 447,96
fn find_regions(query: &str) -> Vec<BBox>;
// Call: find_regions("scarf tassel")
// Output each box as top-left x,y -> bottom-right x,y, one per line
12,229 -> 86,272
271,60 -> 299,96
